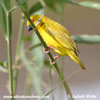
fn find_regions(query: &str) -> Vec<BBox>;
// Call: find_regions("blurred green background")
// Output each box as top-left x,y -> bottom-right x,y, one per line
0,0 -> 100,100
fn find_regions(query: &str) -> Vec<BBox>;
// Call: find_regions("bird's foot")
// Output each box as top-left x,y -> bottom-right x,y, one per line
54,55 -> 59,60
43,46 -> 57,54
43,47 -> 50,54
49,55 -> 59,65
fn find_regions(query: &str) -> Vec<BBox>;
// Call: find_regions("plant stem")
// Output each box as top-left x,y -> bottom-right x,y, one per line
7,40 -> 14,99
7,12 -> 14,100
48,53 -> 73,100
13,13 -> 25,95
49,66 -> 54,100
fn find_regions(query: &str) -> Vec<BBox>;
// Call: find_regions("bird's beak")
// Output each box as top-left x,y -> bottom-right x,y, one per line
28,25 -> 33,31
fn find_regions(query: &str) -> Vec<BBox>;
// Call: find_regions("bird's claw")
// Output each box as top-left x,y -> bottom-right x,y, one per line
49,55 -> 59,65
49,58 -> 56,65
54,56 -> 59,60
43,47 -> 50,54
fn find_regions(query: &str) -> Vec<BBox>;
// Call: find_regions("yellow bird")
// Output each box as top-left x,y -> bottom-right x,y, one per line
27,15 -> 86,70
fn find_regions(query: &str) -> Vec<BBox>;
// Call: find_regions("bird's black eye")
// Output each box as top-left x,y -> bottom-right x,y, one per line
28,25 -> 33,31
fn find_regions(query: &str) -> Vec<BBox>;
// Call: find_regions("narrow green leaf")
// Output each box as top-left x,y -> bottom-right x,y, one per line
38,87 -> 56,100
28,2 -> 43,15
77,1 -> 100,10
0,61 -> 8,68
0,0 -> 12,40
66,0 -> 100,10
44,0 -> 56,9
28,0 -> 57,15
38,72 -> 68,100
0,61 -> 8,72
0,5 -> 7,38
18,0 -> 27,12
73,35 -> 100,44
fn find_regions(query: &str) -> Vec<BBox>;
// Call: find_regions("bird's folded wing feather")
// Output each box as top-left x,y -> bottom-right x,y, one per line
42,17 -> 79,52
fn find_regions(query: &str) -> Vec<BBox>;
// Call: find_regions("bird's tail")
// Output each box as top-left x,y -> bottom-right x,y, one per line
68,51 -> 86,70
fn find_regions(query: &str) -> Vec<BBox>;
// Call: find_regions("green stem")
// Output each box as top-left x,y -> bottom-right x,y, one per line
49,66 -> 54,100
7,40 -> 14,99
48,53 -> 73,100
7,12 -> 14,100
13,13 -> 25,95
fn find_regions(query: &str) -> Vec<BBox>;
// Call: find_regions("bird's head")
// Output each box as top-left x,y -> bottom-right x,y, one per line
27,15 -> 41,31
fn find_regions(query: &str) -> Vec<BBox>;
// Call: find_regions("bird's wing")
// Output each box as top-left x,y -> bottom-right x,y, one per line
42,17 -> 79,52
